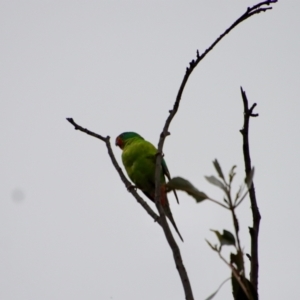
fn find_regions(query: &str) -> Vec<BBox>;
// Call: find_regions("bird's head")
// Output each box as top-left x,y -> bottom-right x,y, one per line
115,132 -> 143,149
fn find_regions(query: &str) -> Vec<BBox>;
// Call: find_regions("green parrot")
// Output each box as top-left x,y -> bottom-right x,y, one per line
115,132 -> 183,242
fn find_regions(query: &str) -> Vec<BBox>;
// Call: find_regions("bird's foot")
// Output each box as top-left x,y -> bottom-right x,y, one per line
127,184 -> 137,192
155,151 -> 164,158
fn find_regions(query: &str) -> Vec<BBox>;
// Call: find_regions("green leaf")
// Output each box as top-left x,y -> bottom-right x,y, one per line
166,177 -> 208,203
205,176 -> 227,192
234,184 -> 245,203
222,230 -> 236,246
211,229 -> 236,247
204,277 -> 230,300
245,167 -> 255,189
229,165 -> 237,183
212,159 -> 225,180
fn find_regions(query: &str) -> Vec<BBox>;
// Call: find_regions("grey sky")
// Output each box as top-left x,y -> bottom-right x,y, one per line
1,1 -> 299,299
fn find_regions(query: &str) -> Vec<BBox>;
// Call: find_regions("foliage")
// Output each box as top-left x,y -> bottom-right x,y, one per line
167,160 -> 257,300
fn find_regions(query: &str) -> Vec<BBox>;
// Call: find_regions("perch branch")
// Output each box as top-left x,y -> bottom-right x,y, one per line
66,118 -> 160,223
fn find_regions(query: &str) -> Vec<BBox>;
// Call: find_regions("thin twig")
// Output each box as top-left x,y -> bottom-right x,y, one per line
240,88 -> 261,294
66,118 -> 160,223
207,197 -> 230,209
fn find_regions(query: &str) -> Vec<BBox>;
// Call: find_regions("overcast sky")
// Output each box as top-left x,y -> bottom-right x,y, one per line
1,1 -> 299,299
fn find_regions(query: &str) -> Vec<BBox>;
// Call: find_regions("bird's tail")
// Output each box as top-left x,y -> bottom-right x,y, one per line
161,186 -> 184,242
165,207 -> 184,242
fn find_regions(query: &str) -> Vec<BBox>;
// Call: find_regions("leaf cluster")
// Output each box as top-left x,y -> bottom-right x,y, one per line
166,160 -> 256,300
166,159 -> 254,210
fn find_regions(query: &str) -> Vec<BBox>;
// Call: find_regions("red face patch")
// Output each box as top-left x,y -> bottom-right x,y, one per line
115,136 -> 124,149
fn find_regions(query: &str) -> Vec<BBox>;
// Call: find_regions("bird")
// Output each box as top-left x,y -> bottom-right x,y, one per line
115,131 -> 183,241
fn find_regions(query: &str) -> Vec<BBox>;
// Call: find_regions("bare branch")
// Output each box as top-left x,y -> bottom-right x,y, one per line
239,88 -> 261,294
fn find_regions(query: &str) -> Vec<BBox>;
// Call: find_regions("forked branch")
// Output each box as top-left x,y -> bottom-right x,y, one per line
154,2 -> 276,299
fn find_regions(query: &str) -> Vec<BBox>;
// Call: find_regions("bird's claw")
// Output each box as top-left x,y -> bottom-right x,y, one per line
127,184 -> 137,192
155,151 -> 164,158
